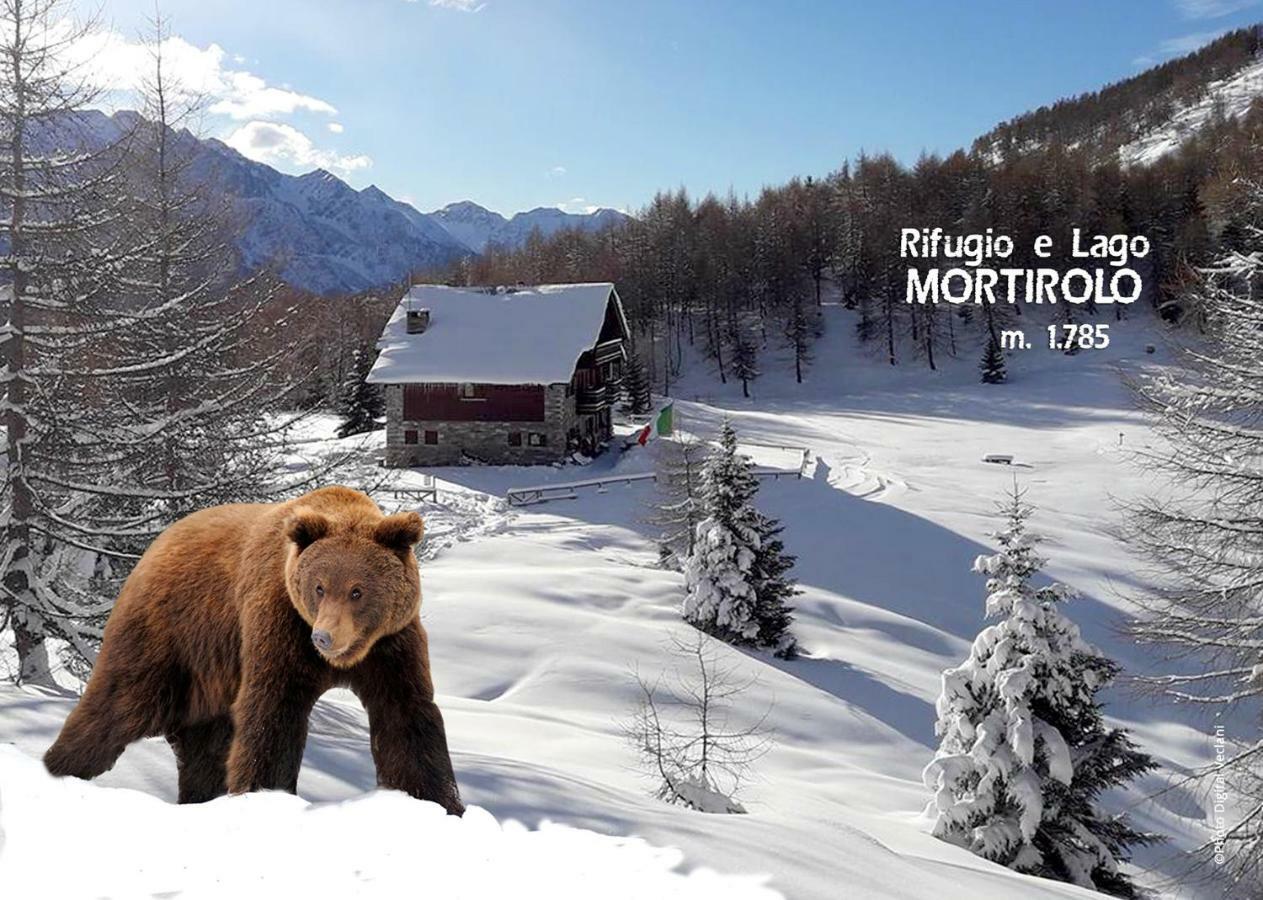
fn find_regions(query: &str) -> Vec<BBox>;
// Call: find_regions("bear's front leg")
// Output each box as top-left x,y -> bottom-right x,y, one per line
350,622 -> 464,816
226,617 -> 327,795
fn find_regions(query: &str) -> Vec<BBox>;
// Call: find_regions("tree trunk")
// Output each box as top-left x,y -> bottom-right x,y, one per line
2,13 -> 51,686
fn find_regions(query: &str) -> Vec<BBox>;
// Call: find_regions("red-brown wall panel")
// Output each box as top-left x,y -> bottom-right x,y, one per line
403,384 -> 546,422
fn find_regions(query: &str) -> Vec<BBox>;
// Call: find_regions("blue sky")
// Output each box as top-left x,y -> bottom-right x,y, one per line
79,0 -> 1263,215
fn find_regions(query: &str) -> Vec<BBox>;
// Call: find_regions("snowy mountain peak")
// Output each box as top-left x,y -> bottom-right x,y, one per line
430,200 -> 629,253
438,199 -> 505,219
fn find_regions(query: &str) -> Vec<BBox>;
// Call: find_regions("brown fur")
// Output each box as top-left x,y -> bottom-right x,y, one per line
43,486 -> 463,813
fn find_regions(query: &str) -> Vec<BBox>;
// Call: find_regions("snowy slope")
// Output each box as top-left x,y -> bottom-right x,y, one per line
0,306 -> 1227,899
1120,56 -> 1263,166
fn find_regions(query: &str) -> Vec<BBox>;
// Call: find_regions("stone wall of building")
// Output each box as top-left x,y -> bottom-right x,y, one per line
383,383 -> 576,467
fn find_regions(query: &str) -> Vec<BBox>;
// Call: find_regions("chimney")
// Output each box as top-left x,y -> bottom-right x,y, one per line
406,308 -> 431,334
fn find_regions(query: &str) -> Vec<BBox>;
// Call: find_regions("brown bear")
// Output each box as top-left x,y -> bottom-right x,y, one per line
43,485 -> 464,815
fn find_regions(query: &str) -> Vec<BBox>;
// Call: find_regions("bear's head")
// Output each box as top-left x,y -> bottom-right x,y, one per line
284,509 -> 425,668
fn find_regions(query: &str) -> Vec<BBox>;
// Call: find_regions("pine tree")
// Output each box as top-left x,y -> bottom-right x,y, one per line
923,486 -> 1157,898
783,295 -> 813,384
623,349 -> 652,415
683,421 -> 796,654
337,348 -> 384,438
749,512 -> 799,658
729,321 -> 759,399
979,333 -> 1007,384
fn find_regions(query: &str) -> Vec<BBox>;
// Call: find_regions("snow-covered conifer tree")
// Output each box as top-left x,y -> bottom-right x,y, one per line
337,348 -> 384,438
923,486 -> 1156,898
683,421 -> 760,642
683,421 -> 796,654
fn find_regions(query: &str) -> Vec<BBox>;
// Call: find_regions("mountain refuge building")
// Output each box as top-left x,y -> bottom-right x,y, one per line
368,283 -> 630,466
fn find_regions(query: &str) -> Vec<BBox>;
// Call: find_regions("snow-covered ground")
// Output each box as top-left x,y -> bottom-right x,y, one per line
1120,56 -> 1263,166
0,304 -> 1232,899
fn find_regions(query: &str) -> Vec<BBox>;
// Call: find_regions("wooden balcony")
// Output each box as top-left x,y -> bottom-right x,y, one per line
575,383 -> 610,414
594,338 -> 624,365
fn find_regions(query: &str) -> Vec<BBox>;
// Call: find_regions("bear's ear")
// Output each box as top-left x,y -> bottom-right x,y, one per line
287,510 -> 332,553
374,511 -> 424,555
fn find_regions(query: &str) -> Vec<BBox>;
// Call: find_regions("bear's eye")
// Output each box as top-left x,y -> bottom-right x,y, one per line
349,588 -> 362,601
315,584 -> 324,598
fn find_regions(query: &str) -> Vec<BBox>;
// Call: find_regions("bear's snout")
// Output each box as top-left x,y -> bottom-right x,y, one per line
311,629 -> 333,652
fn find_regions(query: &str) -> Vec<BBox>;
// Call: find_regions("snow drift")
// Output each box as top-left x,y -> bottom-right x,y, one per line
0,745 -> 781,900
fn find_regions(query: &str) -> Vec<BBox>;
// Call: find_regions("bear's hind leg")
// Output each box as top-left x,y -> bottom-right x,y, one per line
45,673 -> 163,780
168,716 -> 233,803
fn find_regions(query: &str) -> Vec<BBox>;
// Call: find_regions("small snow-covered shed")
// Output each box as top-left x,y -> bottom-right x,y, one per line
368,283 -> 629,466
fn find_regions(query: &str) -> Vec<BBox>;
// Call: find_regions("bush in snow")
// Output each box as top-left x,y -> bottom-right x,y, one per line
337,348 -> 384,438
922,485 -> 1158,898
623,629 -> 772,813
683,421 -> 797,657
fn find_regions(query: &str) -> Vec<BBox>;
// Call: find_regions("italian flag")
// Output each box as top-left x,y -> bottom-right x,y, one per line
634,403 -> 674,446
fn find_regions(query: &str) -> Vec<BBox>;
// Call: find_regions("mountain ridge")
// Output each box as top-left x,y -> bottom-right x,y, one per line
973,25 -> 1263,163
427,199 -> 629,253
61,109 -> 629,295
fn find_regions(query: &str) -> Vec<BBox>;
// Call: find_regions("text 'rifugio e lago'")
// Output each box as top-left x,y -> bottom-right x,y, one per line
901,228 -> 1149,305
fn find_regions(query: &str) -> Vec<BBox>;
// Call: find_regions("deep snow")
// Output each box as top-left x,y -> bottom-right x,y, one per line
0,303 -> 1234,899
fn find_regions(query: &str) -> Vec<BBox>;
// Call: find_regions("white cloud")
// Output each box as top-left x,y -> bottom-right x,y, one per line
73,31 -> 337,120
226,121 -> 372,174
67,27 -> 370,178
428,0 -> 487,11
1174,0 -> 1258,19
547,165 -> 567,177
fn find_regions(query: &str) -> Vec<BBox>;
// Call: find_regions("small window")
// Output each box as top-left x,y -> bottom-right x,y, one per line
508,432 -> 522,447
527,433 -> 548,447
404,429 -> 418,445
424,430 -> 439,445
459,383 -> 481,400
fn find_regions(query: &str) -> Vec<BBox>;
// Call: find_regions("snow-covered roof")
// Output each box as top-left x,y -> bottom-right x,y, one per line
367,283 -> 623,385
